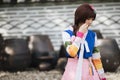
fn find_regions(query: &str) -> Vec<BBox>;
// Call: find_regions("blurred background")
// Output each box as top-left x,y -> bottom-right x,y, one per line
0,0 -> 120,80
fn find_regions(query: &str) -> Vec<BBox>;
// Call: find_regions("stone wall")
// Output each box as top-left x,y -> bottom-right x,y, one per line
0,2 -> 120,50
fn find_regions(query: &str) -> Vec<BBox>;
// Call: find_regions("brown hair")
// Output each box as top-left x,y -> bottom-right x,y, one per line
73,3 -> 96,35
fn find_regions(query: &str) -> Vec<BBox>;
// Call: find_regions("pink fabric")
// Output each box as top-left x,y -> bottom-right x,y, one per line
76,31 -> 84,38
61,58 -> 100,80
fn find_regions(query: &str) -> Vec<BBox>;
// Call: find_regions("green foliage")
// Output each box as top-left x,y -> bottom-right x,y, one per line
64,41 -> 72,48
93,47 -> 100,53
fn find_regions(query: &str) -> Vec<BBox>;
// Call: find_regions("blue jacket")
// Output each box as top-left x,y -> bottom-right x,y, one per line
65,30 -> 95,59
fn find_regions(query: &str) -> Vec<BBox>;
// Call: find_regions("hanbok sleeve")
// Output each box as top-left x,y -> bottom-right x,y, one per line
62,31 -> 84,57
92,33 -> 105,75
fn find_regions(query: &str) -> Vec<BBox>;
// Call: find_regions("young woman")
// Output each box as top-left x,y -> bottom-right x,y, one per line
61,3 -> 106,80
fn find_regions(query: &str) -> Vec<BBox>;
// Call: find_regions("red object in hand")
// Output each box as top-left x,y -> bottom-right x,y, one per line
101,78 -> 106,80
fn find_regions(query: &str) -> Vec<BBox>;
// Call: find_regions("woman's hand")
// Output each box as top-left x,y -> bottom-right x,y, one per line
78,23 -> 89,33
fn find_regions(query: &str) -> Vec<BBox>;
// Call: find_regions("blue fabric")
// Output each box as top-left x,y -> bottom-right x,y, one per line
84,30 -> 95,58
65,30 -> 95,59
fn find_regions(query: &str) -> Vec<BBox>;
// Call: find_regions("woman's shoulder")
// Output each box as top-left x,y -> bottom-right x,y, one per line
62,26 -> 74,36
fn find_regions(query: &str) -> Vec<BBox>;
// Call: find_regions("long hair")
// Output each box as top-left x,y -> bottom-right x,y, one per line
73,3 -> 96,35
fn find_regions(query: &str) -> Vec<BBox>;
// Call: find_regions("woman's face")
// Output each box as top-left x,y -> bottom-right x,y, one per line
85,18 -> 94,27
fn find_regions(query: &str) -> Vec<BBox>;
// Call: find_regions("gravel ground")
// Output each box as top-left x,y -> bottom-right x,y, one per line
0,68 -> 62,80
105,66 -> 120,80
0,66 -> 120,80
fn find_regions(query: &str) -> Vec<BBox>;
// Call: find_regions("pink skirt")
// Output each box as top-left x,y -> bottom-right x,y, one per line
61,58 -> 100,80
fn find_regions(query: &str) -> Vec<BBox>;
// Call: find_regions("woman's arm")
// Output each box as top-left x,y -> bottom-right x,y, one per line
62,24 -> 88,57
92,33 -> 106,79
62,31 -> 83,57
